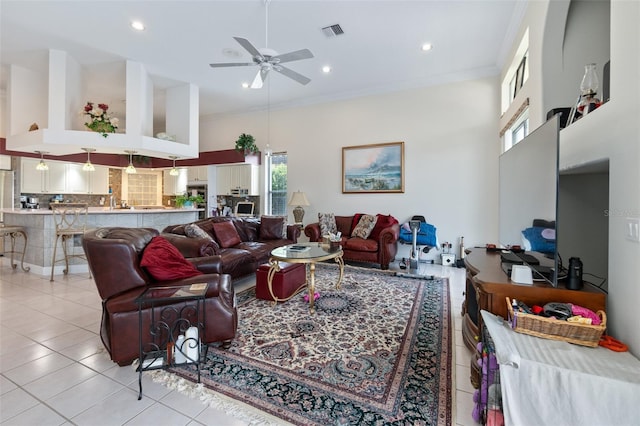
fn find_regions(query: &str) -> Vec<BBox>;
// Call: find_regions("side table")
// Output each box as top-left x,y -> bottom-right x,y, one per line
134,283 -> 209,400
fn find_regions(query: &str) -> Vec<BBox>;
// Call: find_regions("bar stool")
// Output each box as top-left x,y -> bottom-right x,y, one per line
50,203 -> 91,282
0,225 -> 30,272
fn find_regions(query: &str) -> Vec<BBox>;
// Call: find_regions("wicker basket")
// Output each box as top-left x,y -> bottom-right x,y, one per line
506,297 -> 606,347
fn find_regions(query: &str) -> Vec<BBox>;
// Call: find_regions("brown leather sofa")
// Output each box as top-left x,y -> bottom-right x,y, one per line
162,216 -> 301,280
305,215 -> 400,269
83,227 -> 237,366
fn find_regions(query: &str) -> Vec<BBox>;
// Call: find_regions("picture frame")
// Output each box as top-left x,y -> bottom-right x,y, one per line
342,141 -> 404,193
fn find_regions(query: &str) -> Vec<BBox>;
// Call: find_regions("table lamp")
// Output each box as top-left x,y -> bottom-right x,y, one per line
288,191 -> 310,226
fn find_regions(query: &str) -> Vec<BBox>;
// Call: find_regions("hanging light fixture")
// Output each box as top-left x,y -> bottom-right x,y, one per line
124,150 -> 137,174
82,148 -> 96,171
169,155 -> 180,176
35,151 -> 49,171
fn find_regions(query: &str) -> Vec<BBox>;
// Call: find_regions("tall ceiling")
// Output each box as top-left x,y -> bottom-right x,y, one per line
1,0 -> 526,120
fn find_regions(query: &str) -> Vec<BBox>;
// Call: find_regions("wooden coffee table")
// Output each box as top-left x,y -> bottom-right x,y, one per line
269,242 -> 344,313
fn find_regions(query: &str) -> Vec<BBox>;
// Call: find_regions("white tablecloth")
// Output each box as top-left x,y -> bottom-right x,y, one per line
481,310 -> 640,426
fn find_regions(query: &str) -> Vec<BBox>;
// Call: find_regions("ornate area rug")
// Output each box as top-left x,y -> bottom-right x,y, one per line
150,264 -> 451,425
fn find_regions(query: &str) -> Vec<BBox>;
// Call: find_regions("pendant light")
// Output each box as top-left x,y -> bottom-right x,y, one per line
35,151 -> 49,171
82,148 -> 96,171
124,150 -> 137,174
169,155 -> 180,176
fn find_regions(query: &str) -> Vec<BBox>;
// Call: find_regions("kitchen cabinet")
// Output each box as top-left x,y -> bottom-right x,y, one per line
163,168 -> 188,195
21,158 -> 66,194
187,166 -> 208,183
21,158 -> 109,194
88,166 -> 110,194
216,164 -> 259,196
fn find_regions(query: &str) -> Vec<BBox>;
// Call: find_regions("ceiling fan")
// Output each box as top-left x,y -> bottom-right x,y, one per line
209,0 -> 314,89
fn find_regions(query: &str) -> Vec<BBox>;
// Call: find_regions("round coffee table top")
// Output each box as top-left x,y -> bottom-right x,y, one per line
270,242 -> 342,262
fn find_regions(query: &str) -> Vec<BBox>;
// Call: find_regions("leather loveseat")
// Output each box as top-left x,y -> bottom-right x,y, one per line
83,227 -> 237,366
162,216 -> 300,280
305,214 -> 400,270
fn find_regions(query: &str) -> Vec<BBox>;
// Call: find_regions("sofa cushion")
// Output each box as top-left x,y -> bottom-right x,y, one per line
318,212 -> 337,236
213,220 -> 242,248
343,237 -> 379,252
232,218 -> 259,242
370,214 -> 399,240
260,215 -> 286,240
351,214 -> 378,239
140,236 -> 203,281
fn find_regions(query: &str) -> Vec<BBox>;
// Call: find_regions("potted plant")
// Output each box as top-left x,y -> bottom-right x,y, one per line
235,133 -> 259,154
175,193 -> 205,209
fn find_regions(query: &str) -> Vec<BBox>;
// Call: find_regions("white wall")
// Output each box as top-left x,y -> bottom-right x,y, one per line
519,0 -> 640,354
201,77 -> 502,255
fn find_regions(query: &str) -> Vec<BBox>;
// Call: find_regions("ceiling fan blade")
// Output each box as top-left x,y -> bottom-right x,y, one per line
272,49 -> 314,64
209,62 -> 255,68
275,65 -> 311,85
251,68 -> 270,89
233,37 -> 264,61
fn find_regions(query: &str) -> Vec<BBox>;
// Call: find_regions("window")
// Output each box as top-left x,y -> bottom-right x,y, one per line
501,28 -> 529,114
503,107 -> 529,152
266,152 -> 287,216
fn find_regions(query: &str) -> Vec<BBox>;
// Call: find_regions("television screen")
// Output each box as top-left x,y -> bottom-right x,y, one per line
498,115 -> 559,285
235,202 -> 254,217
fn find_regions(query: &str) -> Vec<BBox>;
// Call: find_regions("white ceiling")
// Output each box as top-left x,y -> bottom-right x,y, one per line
1,0 -> 526,120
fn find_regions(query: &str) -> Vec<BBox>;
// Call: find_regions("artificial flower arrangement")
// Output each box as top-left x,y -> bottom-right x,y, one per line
83,102 -> 119,137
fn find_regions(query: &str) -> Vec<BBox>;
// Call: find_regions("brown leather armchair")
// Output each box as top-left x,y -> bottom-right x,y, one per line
83,227 -> 237,366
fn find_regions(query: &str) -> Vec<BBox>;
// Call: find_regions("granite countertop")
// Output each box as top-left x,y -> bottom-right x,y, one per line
1,207 -> 204,215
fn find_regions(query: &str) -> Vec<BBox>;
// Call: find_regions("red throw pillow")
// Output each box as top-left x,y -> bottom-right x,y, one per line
140,236 -> 203,281
370,214 -> 399,240
212,220 -> 242,248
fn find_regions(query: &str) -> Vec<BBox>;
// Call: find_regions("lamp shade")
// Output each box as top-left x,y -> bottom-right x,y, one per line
288,191 -> 310,207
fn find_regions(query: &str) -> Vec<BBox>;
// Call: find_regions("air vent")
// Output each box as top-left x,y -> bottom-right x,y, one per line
322,24 -> 344,37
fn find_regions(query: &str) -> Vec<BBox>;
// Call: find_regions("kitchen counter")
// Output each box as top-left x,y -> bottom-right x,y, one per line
2,207 -> 202,214
1,208 -> 202,276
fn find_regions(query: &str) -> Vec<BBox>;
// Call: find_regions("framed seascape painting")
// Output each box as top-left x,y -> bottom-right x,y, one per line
342,141 -> 405,193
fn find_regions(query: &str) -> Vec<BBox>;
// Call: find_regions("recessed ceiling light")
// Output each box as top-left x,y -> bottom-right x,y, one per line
242,82 -> 250,89
322,65 -> 332,73
421,43 -> 433,52
131,20 -> 145,31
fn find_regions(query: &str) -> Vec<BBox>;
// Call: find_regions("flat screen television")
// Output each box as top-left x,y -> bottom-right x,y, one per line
234,201 -> 254,217
498,114 -> 559,286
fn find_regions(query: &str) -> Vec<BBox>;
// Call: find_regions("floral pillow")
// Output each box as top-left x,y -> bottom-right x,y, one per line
185,223 -> 214,242
318,212 -> 337,236
351,214 -> 378,239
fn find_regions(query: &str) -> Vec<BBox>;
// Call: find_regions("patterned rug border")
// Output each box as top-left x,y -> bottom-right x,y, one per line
148,264 -> 452,425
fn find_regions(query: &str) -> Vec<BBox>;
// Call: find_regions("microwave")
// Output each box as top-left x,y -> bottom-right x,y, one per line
230,188 -> 249,196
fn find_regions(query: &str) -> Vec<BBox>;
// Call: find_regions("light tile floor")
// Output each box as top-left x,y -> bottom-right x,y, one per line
0,258 -> 476,425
